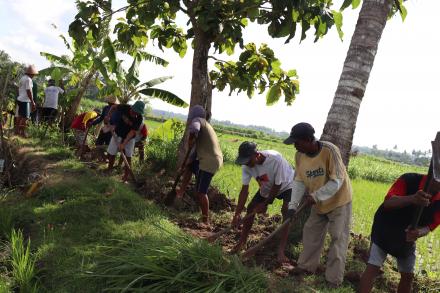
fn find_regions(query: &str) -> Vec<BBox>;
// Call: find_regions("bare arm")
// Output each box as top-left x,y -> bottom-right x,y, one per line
235,185 -> 250,216
383,190 -> 431,210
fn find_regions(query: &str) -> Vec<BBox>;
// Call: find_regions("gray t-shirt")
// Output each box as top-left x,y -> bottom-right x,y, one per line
242,150 -> 295,198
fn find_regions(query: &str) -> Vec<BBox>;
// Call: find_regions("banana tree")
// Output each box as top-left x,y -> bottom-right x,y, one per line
97,51 -> 187,107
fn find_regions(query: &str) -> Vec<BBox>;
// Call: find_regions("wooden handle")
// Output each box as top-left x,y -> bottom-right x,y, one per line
241,201 -> 307,259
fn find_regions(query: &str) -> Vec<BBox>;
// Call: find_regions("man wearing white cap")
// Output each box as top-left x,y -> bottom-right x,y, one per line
15,65 -> 38,136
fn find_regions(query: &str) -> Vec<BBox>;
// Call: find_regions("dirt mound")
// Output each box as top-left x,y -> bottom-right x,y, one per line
139,169 -> 235,212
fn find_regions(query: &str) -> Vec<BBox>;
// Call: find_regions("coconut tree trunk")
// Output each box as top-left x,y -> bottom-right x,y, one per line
63,70 -> 95,129
320,0 -> 393,166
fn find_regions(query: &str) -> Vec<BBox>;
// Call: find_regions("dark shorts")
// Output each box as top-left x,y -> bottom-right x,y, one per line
17,101 -> 30,118
41,108 -> 58,122
96,130 -> 112,146
247,188 -> 292,211
190,160 -> 214,194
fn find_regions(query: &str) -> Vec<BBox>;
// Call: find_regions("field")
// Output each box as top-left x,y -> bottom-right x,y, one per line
146,118 -> 439,276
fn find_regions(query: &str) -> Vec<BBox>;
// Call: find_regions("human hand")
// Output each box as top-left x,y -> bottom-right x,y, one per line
31,102 -> 36,111
304,194 -> 316,206
411,190 -> 431,207
405,228 -> 420,242
118,143 -> 125,152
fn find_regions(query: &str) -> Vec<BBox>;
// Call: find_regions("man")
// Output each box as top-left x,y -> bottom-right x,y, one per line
359,172 -> 440,293
15,65 -> 38,136
106,101 -> 144,182
231,141 -> 295,264
176,105 -> 223,224
42,79 -> 64,124
70,109 -> 99,151
285,122 -> 352,288
92,96 -> 119,161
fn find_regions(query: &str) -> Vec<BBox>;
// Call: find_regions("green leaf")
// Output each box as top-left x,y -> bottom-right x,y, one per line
352,0 -> 361,9
287,69 -> 297,77
332,11 -> 344,40
398,1 -> 408,21
340,0 -> 353,11
266,84 -> 281,106
140,76 -> 173,88
103,38 -> 117,72
271,60 -> 282,75
51,67 -> 62,82
94,57 -> 109,82
40,52 -> 72,67
240,18 -> 248,27
138,88 -> 188,107
247,7 -> 259,20
292,10 -> 300,22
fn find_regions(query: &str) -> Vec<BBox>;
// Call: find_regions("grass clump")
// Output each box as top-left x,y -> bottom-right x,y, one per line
94,230 -> 267,293
10,230 -> 39,293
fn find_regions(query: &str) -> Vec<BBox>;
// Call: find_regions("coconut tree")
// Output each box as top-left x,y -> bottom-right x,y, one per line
321,0 -> 406,165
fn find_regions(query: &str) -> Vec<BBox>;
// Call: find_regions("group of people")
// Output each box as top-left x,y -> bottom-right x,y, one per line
13,66 -> 439,292
13,65 -> 64,136
70,98 -> 148,182
176,105 -> 439,292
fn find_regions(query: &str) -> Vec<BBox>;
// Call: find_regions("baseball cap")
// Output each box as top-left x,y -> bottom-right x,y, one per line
283,122 -> 315,145
131,100 -> 145,115
235,141 -> 257,165
188,105 -> 206,121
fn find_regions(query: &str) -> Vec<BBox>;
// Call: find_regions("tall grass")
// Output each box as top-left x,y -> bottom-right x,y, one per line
10,230 -> 38,293
0,207 -> 13,239
94,228 -> 267,292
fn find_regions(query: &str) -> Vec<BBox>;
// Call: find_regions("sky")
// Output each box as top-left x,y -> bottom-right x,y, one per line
0,0 -> 438,152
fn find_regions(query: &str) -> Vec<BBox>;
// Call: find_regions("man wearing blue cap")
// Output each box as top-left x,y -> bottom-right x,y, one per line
176,105 -> 223,224
106,100 -> 145,181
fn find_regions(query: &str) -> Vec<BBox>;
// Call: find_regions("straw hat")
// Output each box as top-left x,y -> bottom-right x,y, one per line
104,96 -> 119,104
25,65 -> 38,75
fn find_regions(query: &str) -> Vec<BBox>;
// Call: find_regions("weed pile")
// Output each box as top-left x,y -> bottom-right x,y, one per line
92,229 -> 268,292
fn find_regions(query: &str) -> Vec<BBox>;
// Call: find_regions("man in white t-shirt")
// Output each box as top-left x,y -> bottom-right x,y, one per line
42,79 -> 64,123
15,65 -> 38,136
230,141 -> 295,264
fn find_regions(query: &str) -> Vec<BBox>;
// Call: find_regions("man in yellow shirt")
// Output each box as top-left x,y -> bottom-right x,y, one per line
284,122 -> 352,288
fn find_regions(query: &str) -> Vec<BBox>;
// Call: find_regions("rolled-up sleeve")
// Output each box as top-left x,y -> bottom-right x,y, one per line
288,180 -> 306,210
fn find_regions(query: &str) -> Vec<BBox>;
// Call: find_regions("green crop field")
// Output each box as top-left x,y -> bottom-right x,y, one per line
146,117 -> 439,277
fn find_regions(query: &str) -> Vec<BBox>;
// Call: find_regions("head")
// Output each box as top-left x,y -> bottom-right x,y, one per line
25,65 -> 38,78
283,122 -> 316,153
93,108 -> 101,115
48,79 -> 56,86
235,141 -> 259,167
130,100 -> 145,118
188,105 -> 206,121
104,96 -> 119,105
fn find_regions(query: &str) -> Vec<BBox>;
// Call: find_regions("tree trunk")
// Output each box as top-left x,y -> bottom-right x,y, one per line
63,71 -> 95,129
177,28 -> 213,162
320,0 -> 393,166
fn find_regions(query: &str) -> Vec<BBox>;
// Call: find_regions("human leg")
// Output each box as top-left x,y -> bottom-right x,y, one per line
325,202 -> 352,285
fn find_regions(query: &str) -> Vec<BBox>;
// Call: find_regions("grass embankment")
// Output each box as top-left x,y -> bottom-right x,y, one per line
0,135 -> 267,292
